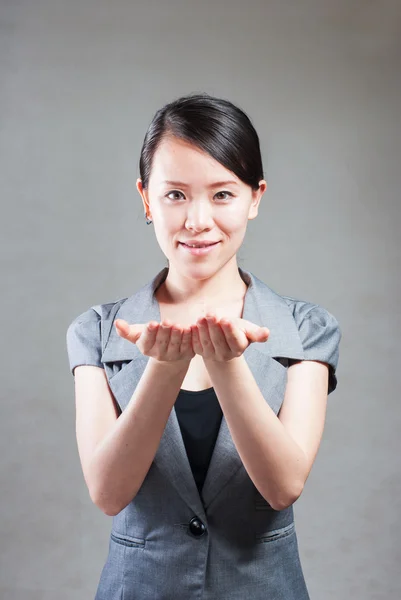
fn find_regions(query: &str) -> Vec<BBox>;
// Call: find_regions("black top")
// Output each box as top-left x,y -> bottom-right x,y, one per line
175,387 -> 222,493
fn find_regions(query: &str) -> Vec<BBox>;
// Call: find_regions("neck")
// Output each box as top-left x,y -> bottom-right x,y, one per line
157,259 -> 248,309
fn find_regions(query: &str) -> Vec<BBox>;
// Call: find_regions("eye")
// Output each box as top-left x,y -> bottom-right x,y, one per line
215,190 -> 234,200
165,190 -> 234,201
166,190 -> 184,200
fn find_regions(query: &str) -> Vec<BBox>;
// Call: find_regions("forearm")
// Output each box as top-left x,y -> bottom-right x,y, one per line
88,358 -> 190,516
204,355 -> 307,511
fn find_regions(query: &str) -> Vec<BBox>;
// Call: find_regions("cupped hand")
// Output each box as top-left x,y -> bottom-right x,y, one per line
114,318 -> 195,364
191,313 -> 270,362
115,313 -> 269,364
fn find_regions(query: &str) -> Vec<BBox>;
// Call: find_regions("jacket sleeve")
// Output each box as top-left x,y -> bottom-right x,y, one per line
66,308 -> 104,376
292,303 -> 342,395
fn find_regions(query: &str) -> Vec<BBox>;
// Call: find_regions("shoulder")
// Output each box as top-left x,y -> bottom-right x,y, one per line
280,295 -> 342,395
66,297 -> 128,375
282,296 -> 341,335
66,299 -> 124,339
67,299 -> 125,329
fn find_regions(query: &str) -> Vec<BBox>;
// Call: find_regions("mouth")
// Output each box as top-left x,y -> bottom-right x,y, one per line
178,241 -> 221,255
179,241 -> 219,248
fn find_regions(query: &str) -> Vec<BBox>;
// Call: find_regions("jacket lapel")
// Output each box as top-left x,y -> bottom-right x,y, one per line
100,267 -> 304,520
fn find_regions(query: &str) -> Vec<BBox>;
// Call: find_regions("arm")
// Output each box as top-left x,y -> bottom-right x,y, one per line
74,358 -> 190,516
203,356 -> 329,511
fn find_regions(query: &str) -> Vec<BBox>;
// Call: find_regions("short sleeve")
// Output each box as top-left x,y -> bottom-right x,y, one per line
292,304 -> 342,395
66,308 -> 104,376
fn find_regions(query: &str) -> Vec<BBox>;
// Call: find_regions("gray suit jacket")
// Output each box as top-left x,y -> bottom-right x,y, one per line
66,266 -> 341,600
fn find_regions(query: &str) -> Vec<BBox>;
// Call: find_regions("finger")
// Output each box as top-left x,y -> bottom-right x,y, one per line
205,316 -> 231,354
141,321 -> 160,353
247,326 -> 270,342
115,319 -> 129,336
115,319 -> 144,343
219,318 -> 245,352
169,324 -> 183,353
155,319 -> 173,352
196,317 -> 212,355
234,318 -> 270,342
180,326 -> 194,353
191,324 -> 203,355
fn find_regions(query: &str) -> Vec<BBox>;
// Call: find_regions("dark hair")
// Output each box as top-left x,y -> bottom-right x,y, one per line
139,92 -> 265,191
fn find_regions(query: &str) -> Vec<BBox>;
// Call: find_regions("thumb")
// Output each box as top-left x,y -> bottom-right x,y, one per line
243,321 -> 270,342
115,319 -> 144,344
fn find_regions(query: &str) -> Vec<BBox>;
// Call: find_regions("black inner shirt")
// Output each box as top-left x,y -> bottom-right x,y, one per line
174,387 -> 223,494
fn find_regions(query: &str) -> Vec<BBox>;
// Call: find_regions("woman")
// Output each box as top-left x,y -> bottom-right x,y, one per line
67,93 -> 341,600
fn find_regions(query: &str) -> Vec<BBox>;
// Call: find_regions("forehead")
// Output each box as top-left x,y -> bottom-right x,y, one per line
150,136 -> 240,184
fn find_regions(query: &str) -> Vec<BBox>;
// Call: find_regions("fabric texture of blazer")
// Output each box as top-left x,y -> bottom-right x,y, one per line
66,266 -> 342,600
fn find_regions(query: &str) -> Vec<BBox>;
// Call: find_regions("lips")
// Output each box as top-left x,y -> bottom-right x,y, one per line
179,241 -> 219,248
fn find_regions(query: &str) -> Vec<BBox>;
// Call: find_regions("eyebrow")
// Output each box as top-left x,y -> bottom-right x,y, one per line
161,180 -> 239,188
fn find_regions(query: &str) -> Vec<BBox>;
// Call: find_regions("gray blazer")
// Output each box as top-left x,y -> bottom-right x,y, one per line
66,266 -> 341,600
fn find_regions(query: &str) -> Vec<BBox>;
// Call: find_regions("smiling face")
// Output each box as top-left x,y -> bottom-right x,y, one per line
137,136 -> 266,281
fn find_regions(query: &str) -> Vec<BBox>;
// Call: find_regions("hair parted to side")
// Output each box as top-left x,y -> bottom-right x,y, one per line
139,92 -> 265,191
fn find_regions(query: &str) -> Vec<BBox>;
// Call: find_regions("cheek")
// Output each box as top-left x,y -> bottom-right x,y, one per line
152,206 -> 177,230
217,210 -> 248,234
160,203 -> 181,223
152,217 -> 179,252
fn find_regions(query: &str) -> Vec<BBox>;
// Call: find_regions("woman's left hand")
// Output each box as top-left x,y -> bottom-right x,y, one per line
191,312 -> 270,362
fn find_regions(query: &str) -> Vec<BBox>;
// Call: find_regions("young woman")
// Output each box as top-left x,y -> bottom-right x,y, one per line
67,93 -> 341,600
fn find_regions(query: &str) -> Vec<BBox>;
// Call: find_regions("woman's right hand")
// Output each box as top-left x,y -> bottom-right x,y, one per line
114,318 -> 195,364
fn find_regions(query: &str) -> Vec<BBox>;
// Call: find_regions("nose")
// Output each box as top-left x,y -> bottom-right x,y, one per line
185,199 -> 214,231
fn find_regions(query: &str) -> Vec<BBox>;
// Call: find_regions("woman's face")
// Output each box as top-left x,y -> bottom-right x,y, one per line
137,136 -> 266,280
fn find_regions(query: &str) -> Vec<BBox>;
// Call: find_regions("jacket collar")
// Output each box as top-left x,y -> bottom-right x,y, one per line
100,266 -> 304,518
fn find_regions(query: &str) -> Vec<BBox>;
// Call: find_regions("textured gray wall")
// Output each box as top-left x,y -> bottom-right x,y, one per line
1,1 -> 400,598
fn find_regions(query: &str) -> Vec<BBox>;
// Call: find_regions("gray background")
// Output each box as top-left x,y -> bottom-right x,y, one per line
1,0 -> 400,598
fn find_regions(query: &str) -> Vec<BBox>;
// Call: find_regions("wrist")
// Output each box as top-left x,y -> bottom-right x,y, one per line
149,357 -> 191,374
203,355 -> 244,370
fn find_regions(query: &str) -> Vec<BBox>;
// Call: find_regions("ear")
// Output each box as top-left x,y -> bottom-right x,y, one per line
248,179 -> 267,221
136,178 -> 151,216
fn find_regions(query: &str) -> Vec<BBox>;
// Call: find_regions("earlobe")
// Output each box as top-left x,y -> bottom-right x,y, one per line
248,210 -> 258,221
